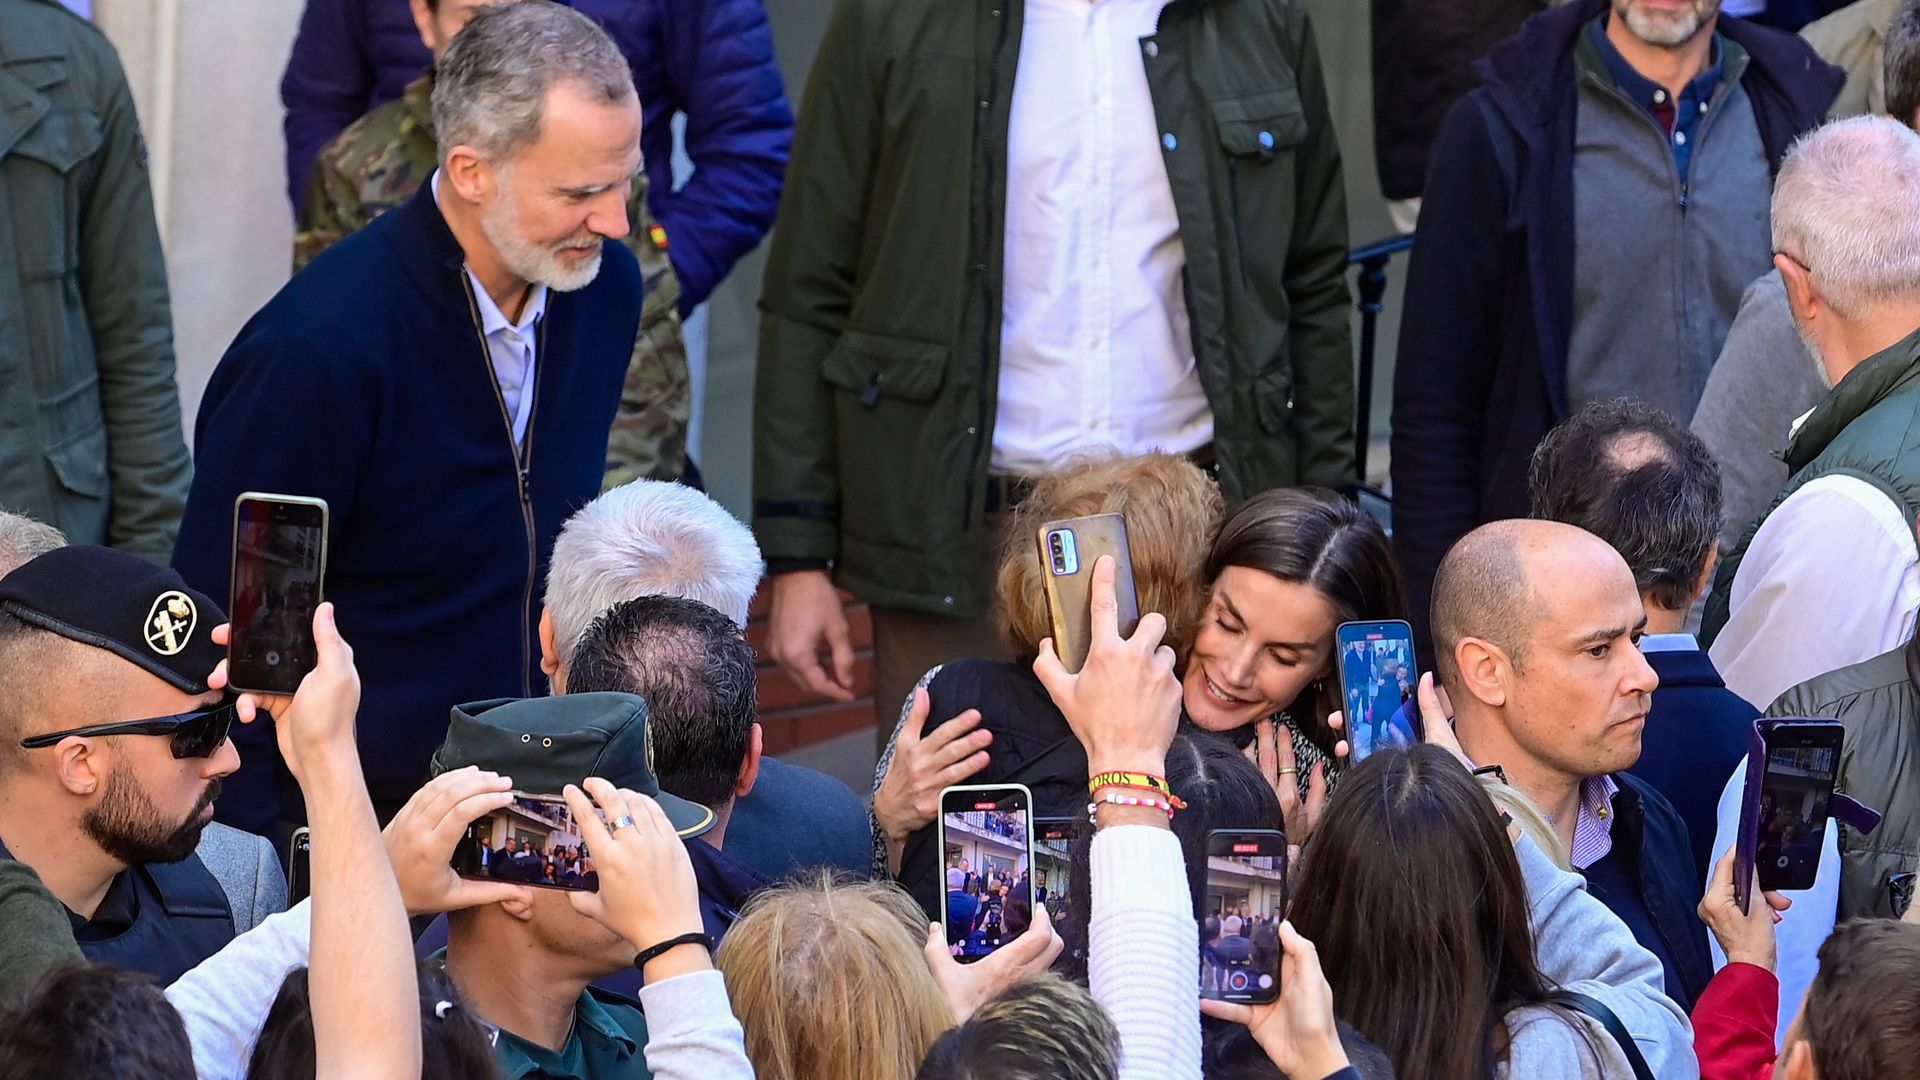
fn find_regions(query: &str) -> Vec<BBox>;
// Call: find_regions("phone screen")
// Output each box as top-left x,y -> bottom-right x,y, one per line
938,785 -> 1034,964
228,494 -> 328,695
1201,830 -> 1287,1003
452,792 -> 601,892
287,827 -> 311,906
1032,817 -> 1076,926
1755,725 -> 1843,893
1337,620 -> 1420,762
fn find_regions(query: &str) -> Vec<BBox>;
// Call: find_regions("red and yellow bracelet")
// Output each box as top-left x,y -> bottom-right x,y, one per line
1089,771 -> 1174,796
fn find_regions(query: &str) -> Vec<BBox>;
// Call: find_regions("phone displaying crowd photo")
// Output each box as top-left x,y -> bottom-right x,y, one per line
1335,620 -> 1422,762
1200,829 -> 1286,1004
451,792 -> 601,892
1037,514 -> 1140,673
937,785 -> 1035,964
1031,816 -> 1077,925
1736,719 -> 1844,910
227,493 -> 329,695
287,826 -> 311,906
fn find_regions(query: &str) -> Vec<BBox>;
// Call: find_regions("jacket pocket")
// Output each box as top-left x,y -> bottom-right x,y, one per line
46,418 -> 109,499
1251,365 -> 1293,436
1209,89 -> 1308,159
821,330 -> 949,406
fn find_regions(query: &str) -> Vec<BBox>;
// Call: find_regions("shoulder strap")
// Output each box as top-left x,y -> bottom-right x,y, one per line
1550,991 -> 1655,1080
1472,90 -> 1524,231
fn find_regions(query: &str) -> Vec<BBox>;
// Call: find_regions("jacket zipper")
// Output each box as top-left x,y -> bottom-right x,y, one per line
459,272 -> 540,697
963,0 -> 1016,534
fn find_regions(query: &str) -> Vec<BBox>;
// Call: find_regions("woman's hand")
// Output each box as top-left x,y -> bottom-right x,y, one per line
564,780 -> 710,982
1200,921 -> 1350,1080
922,905 -> 1065,1023
1248,718 -> 1333,847
875,688 -> 990,863
1032,556 -> 1181,779
1415,673 -> 1470,768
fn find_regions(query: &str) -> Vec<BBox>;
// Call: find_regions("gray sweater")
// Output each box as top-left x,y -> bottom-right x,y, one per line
1501,838 -> 1699,1079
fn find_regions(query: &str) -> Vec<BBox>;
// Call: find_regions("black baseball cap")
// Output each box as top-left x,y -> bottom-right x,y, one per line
430,693 -> 714,838
0,546 -> 225,693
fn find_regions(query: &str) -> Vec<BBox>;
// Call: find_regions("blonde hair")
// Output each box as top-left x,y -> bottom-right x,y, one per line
1480,776 -> 1571,870
997,452 -> 1223,661
716,874 -> 954,1080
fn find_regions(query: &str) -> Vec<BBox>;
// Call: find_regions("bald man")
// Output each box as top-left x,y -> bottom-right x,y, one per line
1432,519 -> 1711,1010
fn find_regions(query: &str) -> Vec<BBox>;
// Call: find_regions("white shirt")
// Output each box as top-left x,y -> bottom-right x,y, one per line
1709,473 -> 1920,710
1707,759 -> 1841,1048
994,0 -> 1212,474
430,170 -> 547,447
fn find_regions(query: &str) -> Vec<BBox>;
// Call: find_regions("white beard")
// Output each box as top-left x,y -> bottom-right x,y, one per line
479,184 -> 604,293
1615,0 -> 1719,48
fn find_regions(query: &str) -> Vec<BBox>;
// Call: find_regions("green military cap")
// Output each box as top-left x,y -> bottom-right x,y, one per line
431,692 -> 714,838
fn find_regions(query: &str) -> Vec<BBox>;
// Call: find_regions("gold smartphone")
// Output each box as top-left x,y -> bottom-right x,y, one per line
1036,513 -> 1140,673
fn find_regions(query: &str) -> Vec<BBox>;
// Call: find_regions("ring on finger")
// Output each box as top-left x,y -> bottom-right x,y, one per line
610,814 -> 637,832
1276,766 -> 1298,776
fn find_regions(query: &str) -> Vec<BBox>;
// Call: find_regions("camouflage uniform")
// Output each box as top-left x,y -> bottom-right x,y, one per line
294,73 -> 690,485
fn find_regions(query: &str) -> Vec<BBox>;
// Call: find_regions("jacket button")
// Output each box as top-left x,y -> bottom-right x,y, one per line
942,595 -> 956,606
966,426 -> 977,435
1162,132 -> 1177,151
1144,41 -> 1158,58
1258,130 -> 1275,150
979,100 -> 990,110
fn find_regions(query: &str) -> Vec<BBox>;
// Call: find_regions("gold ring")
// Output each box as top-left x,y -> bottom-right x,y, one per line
1275,767 -> 1298,776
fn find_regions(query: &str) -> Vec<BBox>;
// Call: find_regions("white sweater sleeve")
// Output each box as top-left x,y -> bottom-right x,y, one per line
165,900 -> 314,1080
637,969 -> 755,1080
1089,825 -> 1201,1080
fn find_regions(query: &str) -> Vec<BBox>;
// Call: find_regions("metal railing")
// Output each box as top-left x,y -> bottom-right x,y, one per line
1348,233 -> 1414,480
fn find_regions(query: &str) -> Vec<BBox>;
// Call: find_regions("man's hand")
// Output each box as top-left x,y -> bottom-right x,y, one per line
875,688 -> 990,855
921,904 -> 1065,1023
767,570 -> 856,701
565,780 -> 709,982
1200,921 -> 1350,1080
1698,847 -> 1791,971
208,603 -> 360,787
382,767 -> 533,916
1032,556 -> 1181,778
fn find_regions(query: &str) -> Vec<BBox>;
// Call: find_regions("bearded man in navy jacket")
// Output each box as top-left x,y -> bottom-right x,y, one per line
172,1 -> 645,833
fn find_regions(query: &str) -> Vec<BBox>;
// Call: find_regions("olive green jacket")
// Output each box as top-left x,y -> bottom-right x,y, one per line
754,0 -> 1354,616
0,0 -> 190,562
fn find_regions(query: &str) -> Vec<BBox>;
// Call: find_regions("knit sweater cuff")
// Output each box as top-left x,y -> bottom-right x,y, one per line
1090,824 -> 1190,914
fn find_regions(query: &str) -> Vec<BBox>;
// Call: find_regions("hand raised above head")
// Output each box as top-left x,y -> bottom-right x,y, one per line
208,603 -> 360,785
1032,556 -> 1181,778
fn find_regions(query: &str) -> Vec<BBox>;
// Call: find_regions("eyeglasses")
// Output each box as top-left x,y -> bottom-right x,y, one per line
19,699 -> 237,759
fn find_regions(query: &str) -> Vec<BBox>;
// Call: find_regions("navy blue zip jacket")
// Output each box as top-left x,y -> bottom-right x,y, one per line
278,0 -> 792,311
172,182 -> 639,832
1390,0 -> 1839,651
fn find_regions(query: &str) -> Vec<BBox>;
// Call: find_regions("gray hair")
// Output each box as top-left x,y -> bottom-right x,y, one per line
544,480 -> 765,661
0,511 -> 65,576
431,1 -> 634,165
1888,0 -> 1920,127
1771,115 -> 1920,320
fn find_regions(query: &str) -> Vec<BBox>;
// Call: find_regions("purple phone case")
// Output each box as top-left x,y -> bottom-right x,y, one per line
1735,718 -> 1844,913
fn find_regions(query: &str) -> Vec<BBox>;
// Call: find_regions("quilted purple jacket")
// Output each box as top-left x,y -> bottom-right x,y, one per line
278,0 -> 793,310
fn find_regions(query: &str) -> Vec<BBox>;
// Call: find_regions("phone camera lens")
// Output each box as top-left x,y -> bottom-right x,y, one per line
265,650 -> 281,666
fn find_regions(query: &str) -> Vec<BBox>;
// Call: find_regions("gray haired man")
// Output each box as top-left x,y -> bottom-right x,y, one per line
172,0 -> 649,834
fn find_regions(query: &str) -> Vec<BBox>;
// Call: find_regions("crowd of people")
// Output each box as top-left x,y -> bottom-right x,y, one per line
11,0 -> 1920,1076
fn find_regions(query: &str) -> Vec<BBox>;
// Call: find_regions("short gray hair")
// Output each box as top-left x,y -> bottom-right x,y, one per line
544,481 -> 764,661
1772,115 -> 1920,319
432,1 -> 634,165
0,511 -> 65,576
1887,0 -> 1920,127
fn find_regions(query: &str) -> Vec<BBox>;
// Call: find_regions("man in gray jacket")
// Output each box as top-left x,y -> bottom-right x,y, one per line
0,0 -> 192,563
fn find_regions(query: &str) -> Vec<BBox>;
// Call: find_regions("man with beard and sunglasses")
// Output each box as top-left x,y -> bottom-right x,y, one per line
173,1 -> 649,838
0,545 -> 283,983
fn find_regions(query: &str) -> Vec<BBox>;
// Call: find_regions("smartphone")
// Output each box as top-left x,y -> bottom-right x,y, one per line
451,791 -> 601,892
1031,816 -> 1076,923
1336,620 -> 1421,761
287,826 -> 311,906
1037,514 -> 1140,673
227,493 -> 329,695
937,784 -> 1035,964
1735,718 -> 1844,912
1201,829 -> 1287,1004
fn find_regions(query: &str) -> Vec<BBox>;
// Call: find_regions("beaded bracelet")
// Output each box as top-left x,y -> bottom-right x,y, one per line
1092,781 -> 1189,811
1087,791 -> 1175,821
1089,770 -> 1173,796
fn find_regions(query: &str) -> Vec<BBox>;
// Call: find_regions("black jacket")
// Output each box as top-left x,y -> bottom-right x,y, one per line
1389,0 -> 1839,650
1630,645 -> 1759,884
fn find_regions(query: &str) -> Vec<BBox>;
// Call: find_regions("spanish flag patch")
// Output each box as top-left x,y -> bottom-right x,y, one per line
649,224 -> 669,250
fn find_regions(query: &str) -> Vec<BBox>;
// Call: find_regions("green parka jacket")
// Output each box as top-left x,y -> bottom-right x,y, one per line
0,0 -> 189,562
754,0 -> 1354,616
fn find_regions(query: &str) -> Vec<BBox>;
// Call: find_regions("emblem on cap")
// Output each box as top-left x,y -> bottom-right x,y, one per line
146,591 -> 198,656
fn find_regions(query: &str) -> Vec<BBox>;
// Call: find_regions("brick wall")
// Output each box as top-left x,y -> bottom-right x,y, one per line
745,585 -> 876,756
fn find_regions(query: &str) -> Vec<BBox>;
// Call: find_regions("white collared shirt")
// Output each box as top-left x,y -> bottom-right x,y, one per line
431,170 -> 548,447
993,0 -> 1212,475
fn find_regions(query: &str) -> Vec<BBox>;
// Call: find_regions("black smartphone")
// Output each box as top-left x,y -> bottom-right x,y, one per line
937,784 -> 1035,964
1736,718 -> 1844,910
1031,816 -> 1077,923
1336,620 -> 1421,761
1201,829 -> 1287,1004
287,826 -> 311,906
451,792 -> 600,892
227,493 -> 329,695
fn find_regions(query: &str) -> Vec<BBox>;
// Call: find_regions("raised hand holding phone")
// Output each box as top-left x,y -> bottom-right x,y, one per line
1032,555 -> 1181,778
922,903 -> 1065,1022
564,779 -> 710,982
208,602 -> 358,788
383,766 -> 531,916
1698,847 -> 1790,972
1200,920 -> 1350,1080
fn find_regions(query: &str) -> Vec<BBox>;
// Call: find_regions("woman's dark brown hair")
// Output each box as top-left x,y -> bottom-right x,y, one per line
1288,745 -> 1553,1080
1204,487 -> 1408,739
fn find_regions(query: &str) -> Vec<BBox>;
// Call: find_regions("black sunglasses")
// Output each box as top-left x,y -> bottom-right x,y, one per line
19,699 -> 237,759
